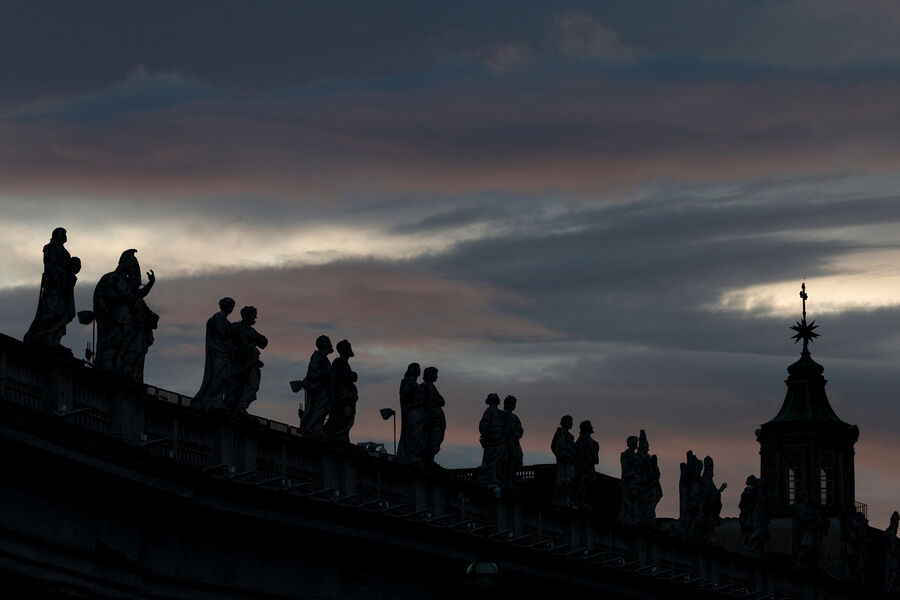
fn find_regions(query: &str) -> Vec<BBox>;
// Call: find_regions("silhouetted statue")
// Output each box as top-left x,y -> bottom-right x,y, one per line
886,511 -> 900,593
24,227 -> 81,349
226,306 -> 267,417
680,452 -> 726,542
620,430 -> 662,527
503,395 -> 523,489
93,249 -> 158,381
299,335 -> 335,439
192,297 -> 236,411
620,435 -> 640,522
324,340 -> 358,443
396,363 -> 424,465
478,393 -> 506,490
792,492 -> 830,569
679,451 -> 703,530
636,430 -> 662,524
736,475 -> 769,557
839,509 -> 868,582
420,366 -> 445,466
573,420 -> 599,507
551,415 -> 576,506
692,456 -> 726,542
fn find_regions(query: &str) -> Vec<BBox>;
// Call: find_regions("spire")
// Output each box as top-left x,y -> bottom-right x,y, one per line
790,282 -> 819,357
766,281 -> 846,424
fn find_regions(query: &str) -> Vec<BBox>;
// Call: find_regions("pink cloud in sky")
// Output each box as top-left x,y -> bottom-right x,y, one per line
5,74 -> 900,200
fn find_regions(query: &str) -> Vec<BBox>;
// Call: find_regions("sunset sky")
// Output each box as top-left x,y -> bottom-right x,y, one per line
3,1 -> 900,525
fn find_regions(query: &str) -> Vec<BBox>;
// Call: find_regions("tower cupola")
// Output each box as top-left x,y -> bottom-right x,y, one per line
757,283 -> 859,517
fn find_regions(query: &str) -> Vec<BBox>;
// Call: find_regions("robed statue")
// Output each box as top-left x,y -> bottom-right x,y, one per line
396,363 -> 424,465
503,395 -> 524,489
679,452 -> 726,542
24,227 -> 81,349
551,415 -> 576,506
192,297 -> 236,411
885,511 -> 900,593
619,430 -> 662,527
478,393 -> 507,489
298,335 -> 335,439
93,249 -> 158,381
735,475 -> 769,557
323,339 -> 359,443
421,366 -> 445,466
572,420 -> 599,507
227,306 -> 268,416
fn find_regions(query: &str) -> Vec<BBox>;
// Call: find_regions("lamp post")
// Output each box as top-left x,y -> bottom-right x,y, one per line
379,408 -> 396,454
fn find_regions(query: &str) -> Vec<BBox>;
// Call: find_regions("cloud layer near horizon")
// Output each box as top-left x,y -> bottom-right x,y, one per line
3,1 -> 900,526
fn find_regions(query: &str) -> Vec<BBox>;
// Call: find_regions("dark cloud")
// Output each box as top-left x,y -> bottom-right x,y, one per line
7,1 -> 900,112
6,63 -> 900,200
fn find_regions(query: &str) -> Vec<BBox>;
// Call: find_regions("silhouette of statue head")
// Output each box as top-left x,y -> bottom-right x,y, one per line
560,415 -> 573,429
116,249 -> 140,282
219,297 -> 236,313
316,335 -> 333,353
626,435 -> 638,450
336,339 -> 353,357
703,456 -> 714,478
423,366 -> 438,382
503,395 -> 517,410
746,474 -> 758,487
51,227 -> 67,243
579,420 -> 593,435
405,362 -> 421,378
240,306 -> 257,324
485,393 -> 500,406
891,511 -> 900,531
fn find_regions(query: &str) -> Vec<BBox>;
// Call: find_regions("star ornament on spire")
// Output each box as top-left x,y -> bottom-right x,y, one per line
790,317 -> 819,347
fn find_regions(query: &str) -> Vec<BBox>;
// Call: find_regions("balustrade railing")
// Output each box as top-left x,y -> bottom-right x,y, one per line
0,333 -> 878,599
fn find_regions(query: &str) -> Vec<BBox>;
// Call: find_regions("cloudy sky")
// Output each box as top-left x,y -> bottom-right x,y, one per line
3,1 -> 900,525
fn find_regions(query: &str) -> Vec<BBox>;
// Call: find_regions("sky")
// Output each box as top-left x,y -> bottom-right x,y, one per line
3,1 -> 900,525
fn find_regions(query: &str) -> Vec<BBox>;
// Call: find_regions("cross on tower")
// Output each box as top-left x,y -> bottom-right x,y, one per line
791,281 -> 818,355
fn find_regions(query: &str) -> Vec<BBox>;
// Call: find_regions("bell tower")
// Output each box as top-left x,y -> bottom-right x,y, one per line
757,283 -> 859,517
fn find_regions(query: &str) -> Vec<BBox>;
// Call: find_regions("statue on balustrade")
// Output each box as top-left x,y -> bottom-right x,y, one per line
93,249 -> 158,381
736,475 -> 769,557
551,415 -> 576,506
298,335 -> 335,439
421,366 -> 445,466
572,420 -> 599,507
619,430 -> 662,527
679,451 -> 702,532
680,452 -> 726,542
620,435 -> 640,523
839,508 -> 868,582
324,339 -> 358,443
792,492 -> 830,569
503,395 -> 523,489
396,363 -> 424,465
227,306 -> 268,417
478,393 -> 507,490
192,297 -> 236,411
24,227 -> 81,349
885,511 -> 900,593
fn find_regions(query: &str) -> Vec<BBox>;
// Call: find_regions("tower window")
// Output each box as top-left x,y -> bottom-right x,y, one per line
819,467 -> 830,505
788,466 -> 803,504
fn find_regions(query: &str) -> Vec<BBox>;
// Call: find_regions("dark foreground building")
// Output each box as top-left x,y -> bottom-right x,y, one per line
0,331 -> 895,599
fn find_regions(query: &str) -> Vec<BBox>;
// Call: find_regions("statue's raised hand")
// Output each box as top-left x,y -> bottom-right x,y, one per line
147,269 -> 155,284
